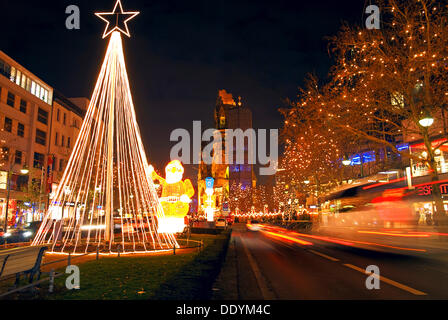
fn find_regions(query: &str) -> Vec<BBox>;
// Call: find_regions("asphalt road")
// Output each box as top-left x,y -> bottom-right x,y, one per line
227,223 -> 448,299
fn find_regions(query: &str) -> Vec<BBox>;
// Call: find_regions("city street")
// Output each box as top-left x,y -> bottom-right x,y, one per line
2,0 -> 448,304
224,223 -> 448,299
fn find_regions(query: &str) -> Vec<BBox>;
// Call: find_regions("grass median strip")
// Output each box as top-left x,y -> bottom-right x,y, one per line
1,231 -> 231,300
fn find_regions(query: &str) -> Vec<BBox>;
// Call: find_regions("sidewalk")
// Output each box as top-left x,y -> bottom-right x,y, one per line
211,224 -> 267,300
211,235 -> 239,299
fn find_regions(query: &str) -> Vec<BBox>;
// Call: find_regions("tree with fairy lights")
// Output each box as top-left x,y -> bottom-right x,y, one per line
229,182 -> 252,213
253,184 -> 268,212
279,75 -> 365,203
32,0 -> 177,253
283,0 -> 448,224
328,0 -> 448,224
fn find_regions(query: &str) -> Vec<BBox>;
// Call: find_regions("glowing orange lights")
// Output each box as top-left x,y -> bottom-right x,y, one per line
357,231 -> 430,238
254,224 -> 426,252
95,0 -> 139,39
260,230 -> 313,246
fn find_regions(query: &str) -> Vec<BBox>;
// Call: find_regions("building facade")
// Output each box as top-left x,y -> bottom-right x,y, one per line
0,50 -> 86,229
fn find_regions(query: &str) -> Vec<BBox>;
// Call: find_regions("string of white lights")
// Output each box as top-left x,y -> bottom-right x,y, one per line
32,31 -> 177,253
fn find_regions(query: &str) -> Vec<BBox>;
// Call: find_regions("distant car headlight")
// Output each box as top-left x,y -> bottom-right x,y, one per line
23,231 -> 32,237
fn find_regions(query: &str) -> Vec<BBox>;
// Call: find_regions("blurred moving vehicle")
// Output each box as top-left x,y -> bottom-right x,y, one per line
334,204 -> 380,227
216,218 -> 227,228
0,226 -> 35,244
25,221 -> 42,235
247,219 -> 261,231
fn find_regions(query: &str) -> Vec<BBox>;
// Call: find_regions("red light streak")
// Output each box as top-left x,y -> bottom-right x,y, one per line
257,224 -> 426,252
408,179 -> 448,189
260,230 -> 313,246
409,231 -> 448,237
362,177 -> 406,190
357,231 -> 430,238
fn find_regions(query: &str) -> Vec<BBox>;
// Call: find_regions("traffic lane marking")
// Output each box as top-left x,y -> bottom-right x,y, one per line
240,235 -> 276,300
305,247 -> 427,296
308,249 -> 340,262
343,263 -> 427,296
257,227 -> 428,297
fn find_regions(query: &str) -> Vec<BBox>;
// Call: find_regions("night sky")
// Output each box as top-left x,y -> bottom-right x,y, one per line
1,0 -> 366,184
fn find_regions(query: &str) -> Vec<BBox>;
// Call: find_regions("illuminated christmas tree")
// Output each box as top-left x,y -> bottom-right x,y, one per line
32,0 -> 177,253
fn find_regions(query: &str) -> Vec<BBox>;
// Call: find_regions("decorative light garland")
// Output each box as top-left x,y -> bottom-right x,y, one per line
32,2 -> 177,254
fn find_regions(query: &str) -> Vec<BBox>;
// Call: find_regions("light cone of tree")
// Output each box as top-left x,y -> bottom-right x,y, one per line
32,31 -> 178,253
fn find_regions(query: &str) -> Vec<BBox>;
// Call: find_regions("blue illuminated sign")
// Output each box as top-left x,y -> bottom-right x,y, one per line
205,177 -> 214,190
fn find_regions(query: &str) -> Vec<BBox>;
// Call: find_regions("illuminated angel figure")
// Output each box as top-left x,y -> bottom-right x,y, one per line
148,160 -> 194,233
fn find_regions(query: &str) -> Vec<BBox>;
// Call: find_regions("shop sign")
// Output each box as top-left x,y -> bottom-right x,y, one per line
417,183 -> 448,196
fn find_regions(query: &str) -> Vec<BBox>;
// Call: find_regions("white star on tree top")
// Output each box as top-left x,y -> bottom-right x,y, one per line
95,0 -> 139,38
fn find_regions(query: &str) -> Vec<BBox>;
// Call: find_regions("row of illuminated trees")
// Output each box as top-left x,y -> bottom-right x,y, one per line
228,181 -> 302,213
278,0 -> 448,224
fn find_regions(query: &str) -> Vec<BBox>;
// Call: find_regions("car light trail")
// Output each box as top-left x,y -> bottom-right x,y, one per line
357,231 -> 430,238
408,231 -> 448,237
260,230 -> 313,246
256,224 -> 426,252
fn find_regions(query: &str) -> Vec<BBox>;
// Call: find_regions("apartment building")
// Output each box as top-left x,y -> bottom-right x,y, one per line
0,50 -> 86,228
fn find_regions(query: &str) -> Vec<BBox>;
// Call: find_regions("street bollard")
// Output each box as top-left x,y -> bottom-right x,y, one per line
67,253 -> 71,266
96,246 -> 99,260
173,246 -> 176,255
49,269 -> 55,293
117,245 -> 121,257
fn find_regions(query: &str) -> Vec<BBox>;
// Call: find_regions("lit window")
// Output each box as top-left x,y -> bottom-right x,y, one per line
35,84 -> 40,99
15,70 -> 21,85
10,67 -> 16,82
21,73 -> 26,88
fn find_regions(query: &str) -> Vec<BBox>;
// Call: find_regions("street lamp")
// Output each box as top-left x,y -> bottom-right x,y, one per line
303,180 -> 310,185
20,167 -> 29,175
419,110 -> 434,127
342,155 -> 351,166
